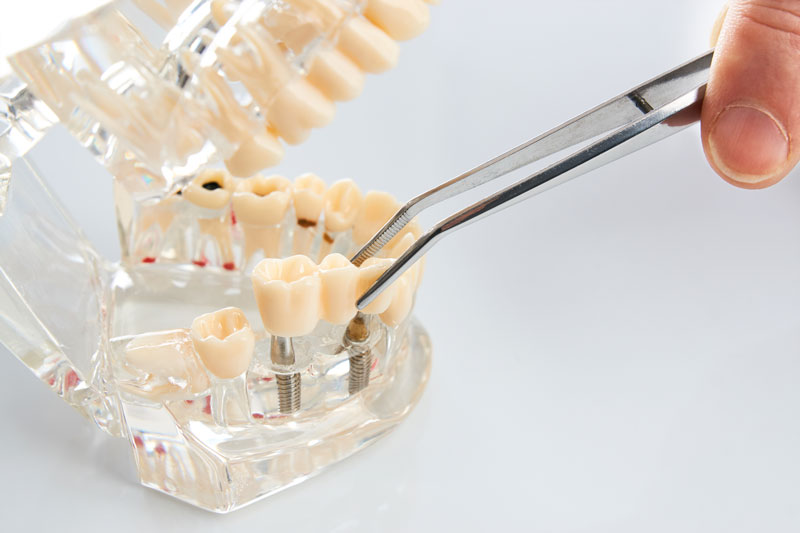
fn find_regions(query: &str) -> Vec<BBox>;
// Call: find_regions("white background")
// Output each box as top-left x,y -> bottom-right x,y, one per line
3,1 -> 800,531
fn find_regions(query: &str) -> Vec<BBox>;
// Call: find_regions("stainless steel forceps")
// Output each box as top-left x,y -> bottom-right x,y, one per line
351,50 -> 714,309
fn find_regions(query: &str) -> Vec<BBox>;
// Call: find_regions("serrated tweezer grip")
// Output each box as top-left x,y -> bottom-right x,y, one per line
352,50 -> 714,310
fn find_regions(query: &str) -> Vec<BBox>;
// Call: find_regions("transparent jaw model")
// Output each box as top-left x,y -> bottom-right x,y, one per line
0,0 -> 435,512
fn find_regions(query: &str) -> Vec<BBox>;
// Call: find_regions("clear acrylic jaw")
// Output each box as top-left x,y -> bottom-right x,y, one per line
0,0 -> 434,512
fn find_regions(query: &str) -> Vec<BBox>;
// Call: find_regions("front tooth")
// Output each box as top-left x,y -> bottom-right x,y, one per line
337,16 -> 399,74
364,0 -> 431,41
252,255 -> 322,337
268,79 -> 336,145
352,190 -> 400,246
319,253 -> 359,324
125,330 -> 210,395
233,175 -> 293,260
190,307 -> 255,379
307,48 -> 365,102
357,257 -> 397,314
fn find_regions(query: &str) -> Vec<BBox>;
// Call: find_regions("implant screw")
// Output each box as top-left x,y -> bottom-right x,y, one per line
271,335 -> 301,414
346,313 -> 373,394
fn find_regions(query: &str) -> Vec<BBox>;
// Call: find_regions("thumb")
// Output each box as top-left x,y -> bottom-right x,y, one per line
702,0 -> 800,189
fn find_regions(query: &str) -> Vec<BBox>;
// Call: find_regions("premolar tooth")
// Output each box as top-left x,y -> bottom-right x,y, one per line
320,178 -> 363,256
224,129 -> 284,177
357,257 -> 397,314
307,48 -> 365,102
319,253 -> 359,324
190,307 -> 255,379
292,173 -> 327,256
190,307 -> 255,425
380,271 -> 415,326
252,255 -> 322,337
232,175 -> 293,262
268,79 -> 336,145
337,16 -> 399,74
364,0 -> 430,41
184,170 -> 236,268
352,190 -> 400,246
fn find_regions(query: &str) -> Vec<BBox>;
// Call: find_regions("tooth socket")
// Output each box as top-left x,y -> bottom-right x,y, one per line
276,373 -> 302,414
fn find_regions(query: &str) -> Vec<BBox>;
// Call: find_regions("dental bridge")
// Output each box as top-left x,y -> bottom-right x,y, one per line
0,0 -> 710,513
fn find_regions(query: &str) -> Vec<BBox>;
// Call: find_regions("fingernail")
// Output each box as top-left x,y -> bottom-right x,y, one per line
709,104 -> 790,184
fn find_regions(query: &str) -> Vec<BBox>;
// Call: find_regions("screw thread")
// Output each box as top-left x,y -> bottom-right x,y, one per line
276,373 -> 301,414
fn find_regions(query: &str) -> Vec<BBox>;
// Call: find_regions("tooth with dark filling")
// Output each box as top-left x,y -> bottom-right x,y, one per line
183,169 -> 236,269
291,173 -> 327,257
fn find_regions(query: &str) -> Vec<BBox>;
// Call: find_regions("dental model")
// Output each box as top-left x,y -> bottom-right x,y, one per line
183,169 -> 236,269
190,307 -> 255,425
292,173 -> 327,257
232,174 -> 293,266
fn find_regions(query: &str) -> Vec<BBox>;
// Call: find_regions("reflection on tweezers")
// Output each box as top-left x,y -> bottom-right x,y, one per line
351,50 -> 714,310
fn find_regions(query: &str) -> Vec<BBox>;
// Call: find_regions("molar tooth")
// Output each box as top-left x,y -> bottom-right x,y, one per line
357,257 -> 397,314
232,175 -> 293,262
320,178 -> 363,256
292,173 -> 327,257
352,190 -> 400,246
190,307 -> 255,380
184,170 -> 236,268
337,16 -> 399,74
307,48 -> 365,102
268,79 -> 336,145
364,0 -> 430,41
252,255 -> 322,337
319,253 -> 359,324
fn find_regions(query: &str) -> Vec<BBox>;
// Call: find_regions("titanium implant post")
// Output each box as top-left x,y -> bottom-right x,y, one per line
345,313 -> 373,394
271,335 -> 301,413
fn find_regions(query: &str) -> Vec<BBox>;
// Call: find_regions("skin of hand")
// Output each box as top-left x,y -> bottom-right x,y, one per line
703,0 -> 800,189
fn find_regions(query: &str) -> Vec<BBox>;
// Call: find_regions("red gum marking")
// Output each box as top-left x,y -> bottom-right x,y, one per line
223,262 -> 236,271
142,257 -> 156,263
154,443 -> 166,456
252,413 -> 264,419
231,210 -> 237,225
185,399 -> 194,405
65,370 -> 79,390
202,396 -> 211,415
371,357 -> 378,371
260,377 -> 274,382
48,377 -> 55,386
193,259 -> 208,267
133,436 -> 144,448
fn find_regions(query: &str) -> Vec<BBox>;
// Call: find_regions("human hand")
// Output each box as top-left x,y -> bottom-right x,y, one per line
703,0 -> 800,189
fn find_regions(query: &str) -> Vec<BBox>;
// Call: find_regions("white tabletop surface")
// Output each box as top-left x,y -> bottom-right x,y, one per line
3,1 -> 800,531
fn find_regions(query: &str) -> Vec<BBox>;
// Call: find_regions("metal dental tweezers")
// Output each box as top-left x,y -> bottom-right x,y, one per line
351,50 -> 714,309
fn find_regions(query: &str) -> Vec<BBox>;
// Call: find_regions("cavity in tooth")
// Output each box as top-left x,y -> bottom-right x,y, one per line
252,255 -> 322,338
232,175 -> 293,263
125,330 -> 210,398
320,178 -> 363,257
307,48 -> 365,102
292,173 -> 327,257
364,0 -> 431,41
184,170 -> 236,269
357,257 -> 397,314
337,16 -> 399,74
190,307 -> 255,425
352,190 -> 401,246
319,253 -> 359,324
268,79 -> 336,145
